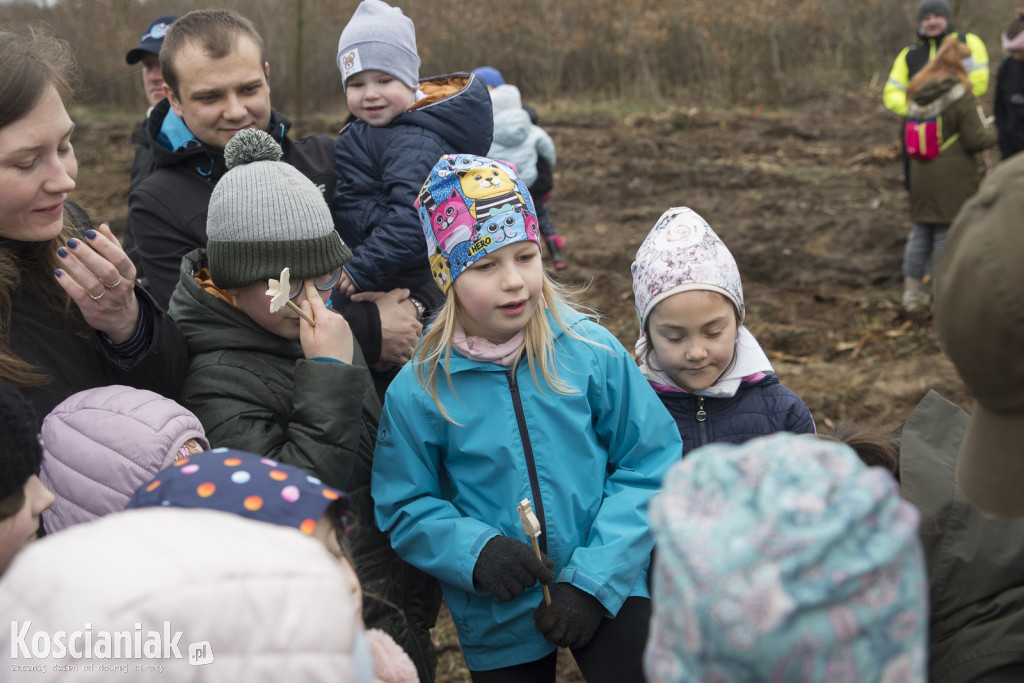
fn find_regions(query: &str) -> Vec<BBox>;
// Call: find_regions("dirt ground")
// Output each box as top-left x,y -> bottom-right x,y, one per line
68,84 -> 971,681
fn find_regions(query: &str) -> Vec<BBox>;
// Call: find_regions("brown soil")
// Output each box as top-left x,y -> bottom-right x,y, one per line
68,86 -> 970,681
548,88 -> 971,434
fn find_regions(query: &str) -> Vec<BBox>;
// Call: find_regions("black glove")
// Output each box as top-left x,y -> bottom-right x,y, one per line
473,536 -> 555,602
533,583 -> 605,649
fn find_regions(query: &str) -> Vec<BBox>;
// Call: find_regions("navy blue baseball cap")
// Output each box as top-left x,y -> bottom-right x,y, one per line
125,15 -> 179,65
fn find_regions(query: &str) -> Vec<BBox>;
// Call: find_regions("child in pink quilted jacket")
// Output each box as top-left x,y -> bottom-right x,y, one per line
39,384 -> 209,533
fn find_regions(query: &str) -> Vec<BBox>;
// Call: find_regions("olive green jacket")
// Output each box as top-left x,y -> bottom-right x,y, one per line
169,249 -> 378,491
898,390 -> 1024,682
908,77 -> 997,225
170,248 -> 440,682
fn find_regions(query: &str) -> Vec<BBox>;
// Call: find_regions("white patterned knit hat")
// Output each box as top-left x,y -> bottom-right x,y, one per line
631,207 -> 745,330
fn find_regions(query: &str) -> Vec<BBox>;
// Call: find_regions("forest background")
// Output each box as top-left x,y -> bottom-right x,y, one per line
0,0 -> 1017,116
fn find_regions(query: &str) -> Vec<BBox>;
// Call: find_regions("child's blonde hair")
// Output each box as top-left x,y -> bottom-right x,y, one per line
414,271 -> 601,421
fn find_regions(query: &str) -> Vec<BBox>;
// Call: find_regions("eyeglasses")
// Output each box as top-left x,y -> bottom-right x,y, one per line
275,267 -> 343,300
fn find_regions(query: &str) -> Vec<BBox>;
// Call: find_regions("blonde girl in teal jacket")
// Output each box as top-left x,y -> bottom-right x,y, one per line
372,155 -> 680,681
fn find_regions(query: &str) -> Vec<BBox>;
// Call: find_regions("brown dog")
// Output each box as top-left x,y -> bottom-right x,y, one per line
907,34 -> 972,101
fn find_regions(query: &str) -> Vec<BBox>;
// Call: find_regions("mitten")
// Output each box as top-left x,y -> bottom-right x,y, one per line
365,629 -> 418,683
533,583 -> 605,649
473,535 -> 555,602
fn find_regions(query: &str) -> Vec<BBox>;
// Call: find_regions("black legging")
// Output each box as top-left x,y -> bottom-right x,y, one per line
469,596 -> 651,683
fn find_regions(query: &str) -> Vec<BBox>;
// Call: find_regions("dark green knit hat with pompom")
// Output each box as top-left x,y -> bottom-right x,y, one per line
0,380 -> 42,504
206,129 -> 351,289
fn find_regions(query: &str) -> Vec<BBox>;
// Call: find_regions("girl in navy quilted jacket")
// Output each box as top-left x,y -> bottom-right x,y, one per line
631,207 -> 816,455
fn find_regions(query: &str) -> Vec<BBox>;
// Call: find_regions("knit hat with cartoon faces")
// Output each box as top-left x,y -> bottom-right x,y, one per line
645,432 -> 928,683
0,380 -> 41,504
631,207 -> 744,331
126,449 -> 352,537
206,129 -> 351,290
918,0 -> 951,21
336,0 -> 420,91
417,154 -> 541,293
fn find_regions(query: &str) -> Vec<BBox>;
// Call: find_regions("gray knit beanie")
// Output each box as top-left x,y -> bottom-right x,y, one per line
918,0 -> 951,21
206,129 -> 351,289
336,0 -> 420,91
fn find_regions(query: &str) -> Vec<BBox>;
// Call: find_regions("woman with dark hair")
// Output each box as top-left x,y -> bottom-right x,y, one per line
0,25 -> 186,421
995,9 -> 1024,160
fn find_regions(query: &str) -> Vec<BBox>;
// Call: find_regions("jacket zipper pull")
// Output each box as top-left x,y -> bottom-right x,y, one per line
696,396 -> 707,422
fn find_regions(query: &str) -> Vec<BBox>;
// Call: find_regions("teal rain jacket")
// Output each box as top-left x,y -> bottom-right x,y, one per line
372,309 -> 681,670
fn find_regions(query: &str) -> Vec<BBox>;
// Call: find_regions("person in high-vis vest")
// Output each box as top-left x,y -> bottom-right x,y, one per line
885,0 -> 989,117
884,0 -> 989,190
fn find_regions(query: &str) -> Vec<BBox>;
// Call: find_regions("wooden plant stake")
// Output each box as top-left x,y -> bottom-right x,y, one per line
519,499 -> 582,667
266,267 -> 316,327
517,498 -> 551,605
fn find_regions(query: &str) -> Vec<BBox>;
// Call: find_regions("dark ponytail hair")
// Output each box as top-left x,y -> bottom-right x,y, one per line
1007,10 -> 1024,40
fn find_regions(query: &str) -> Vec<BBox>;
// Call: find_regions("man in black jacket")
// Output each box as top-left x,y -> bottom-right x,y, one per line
125,14 -> 178,195
124,9 -> 422,397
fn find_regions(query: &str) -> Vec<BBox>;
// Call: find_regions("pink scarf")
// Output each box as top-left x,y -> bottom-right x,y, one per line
453,323 -> 525,367
1004,28 -> 1024,51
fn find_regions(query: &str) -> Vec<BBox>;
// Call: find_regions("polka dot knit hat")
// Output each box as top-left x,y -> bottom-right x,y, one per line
125,449 -> 350,536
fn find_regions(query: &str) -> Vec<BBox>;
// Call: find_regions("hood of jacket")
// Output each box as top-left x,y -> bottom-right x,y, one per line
491,107 -> 531,148
0,507 -> 370,682
40,385 -> 209,534
910,76 -> 967,114
389,73 -> 493,154
899,390 -> 1024,681
145,98 -> 295,182
169,248 -> 306,360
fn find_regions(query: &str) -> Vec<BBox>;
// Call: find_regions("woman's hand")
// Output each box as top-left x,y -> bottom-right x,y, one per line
53,223 -> 140,343
300,279 -> 354,364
